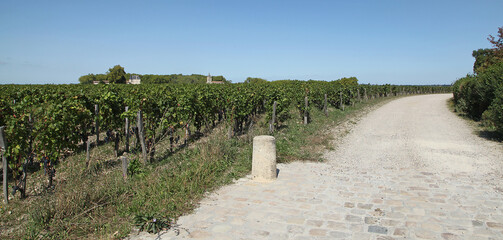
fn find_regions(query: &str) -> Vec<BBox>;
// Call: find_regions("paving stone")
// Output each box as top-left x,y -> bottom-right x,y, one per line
364,216 -> 378,224
393,228 -> 407,236
286,217 -> 305,225
487,222 -> 503,229
358,203 -> 373,209
344,202 -> 355,208
326,221 -> 346,230
441,232 -> 461,240
350,208 -> 366,215
322,213 -> 341,220
352,232 -> 373,239
422,221 -> 443,232
345,215 -> 361,222
381,219 -> 400,226
385,200 -> 403,206
371,208 -> 386,217
349,223 -> 364,232
309,228 -> 327,236
306,220 -> 323,227
376,236 -> 396,240
412,208 -> 426,216
368,225 -> 388,234
287,225 -> 305,234
254,230 -> 270,237
414,228 -> 436,239
385,212 -> 405,219
328,231 -> 350,238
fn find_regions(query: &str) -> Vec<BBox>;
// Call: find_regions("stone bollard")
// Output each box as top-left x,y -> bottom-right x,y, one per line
252,135 -> 277,181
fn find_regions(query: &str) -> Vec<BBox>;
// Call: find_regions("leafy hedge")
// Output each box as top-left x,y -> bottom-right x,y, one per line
453,62 -> 503,134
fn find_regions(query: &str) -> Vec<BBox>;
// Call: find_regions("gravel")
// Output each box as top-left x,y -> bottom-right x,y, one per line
324,94 -> 503,179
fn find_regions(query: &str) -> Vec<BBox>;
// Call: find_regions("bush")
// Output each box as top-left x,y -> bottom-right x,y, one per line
483,87 -> 503,134
453,62 -> 503,134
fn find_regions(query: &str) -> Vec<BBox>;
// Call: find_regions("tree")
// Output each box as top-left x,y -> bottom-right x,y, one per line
473,26 -> 503,74
472,48 -> 499,74
79,74 -> 96,84
107,65 -> 126,84
337,77 -> 358,86
212,75 -> 228,83
488,26 -> 503,58
244,77 -> 267,84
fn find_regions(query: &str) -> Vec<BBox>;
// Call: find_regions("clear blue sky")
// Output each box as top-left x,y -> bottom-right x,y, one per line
1,0 -> 502,85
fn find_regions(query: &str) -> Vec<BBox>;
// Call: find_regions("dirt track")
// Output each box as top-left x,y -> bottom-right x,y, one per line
132,94 -> 503,239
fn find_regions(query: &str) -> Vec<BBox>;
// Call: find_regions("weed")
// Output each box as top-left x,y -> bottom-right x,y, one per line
127,157 -> 144,177
134,214 -> 171,234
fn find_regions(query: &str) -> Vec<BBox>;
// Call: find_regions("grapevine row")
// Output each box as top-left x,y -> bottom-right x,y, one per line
0,81 -> 450,179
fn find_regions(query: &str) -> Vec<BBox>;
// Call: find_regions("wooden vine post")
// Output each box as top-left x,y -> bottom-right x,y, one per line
304,96 -> 308,125
86,140 -> 91,168
227,123 -> 233,139
137,110 -> 148,164
114,131 -> 120,158
269,101 -> 277,133
21,114 -> 34,199
227,108 -> 233,139
94,104 -> 99,146
0,126 -> 8,204
125,106 -> 129,153
324,94 -> 328,117
357,89 -> 361,102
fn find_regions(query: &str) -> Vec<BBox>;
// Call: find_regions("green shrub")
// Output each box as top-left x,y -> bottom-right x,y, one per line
483,88 -> 503,134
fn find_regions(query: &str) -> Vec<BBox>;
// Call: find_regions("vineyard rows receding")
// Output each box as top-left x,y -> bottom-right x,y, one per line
0,81 -> 449,192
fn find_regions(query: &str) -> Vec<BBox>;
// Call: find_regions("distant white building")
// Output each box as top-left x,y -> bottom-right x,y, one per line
128,75 -> 141,84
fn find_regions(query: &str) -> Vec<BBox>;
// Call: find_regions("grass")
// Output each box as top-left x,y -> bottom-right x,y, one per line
1,96 -> 393,239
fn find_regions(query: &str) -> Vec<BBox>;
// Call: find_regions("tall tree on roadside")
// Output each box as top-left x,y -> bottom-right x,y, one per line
488,26 -> 503,58
473,26 -> 503,74
107,65 -> 126,84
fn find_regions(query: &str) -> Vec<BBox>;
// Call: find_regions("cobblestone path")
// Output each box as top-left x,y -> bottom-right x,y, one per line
132,94 -> 503,240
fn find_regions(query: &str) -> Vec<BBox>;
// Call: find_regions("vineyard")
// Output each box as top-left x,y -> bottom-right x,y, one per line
0,80 -> 450,238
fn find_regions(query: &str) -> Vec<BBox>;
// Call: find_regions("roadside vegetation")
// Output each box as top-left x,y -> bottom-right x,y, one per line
452,26 -> 503,138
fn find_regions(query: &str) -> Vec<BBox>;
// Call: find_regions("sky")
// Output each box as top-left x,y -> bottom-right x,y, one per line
0,0 -> 502,85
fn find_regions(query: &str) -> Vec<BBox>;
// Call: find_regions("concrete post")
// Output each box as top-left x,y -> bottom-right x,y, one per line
121,156 -> 128,180
0,126 -> 8,204
137,110 -> 148,164
252,136 -> 277,181
86,140 -> 91,168
95,104 -> 99,146
125,106 -> 129,153
269,101 -> 277,133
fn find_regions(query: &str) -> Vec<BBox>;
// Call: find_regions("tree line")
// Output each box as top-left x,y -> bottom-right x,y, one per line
78,65 -> 228,84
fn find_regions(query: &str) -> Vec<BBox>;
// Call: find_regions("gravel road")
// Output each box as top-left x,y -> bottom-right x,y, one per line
325,93 -> 503,181
131,94 -> 503,240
